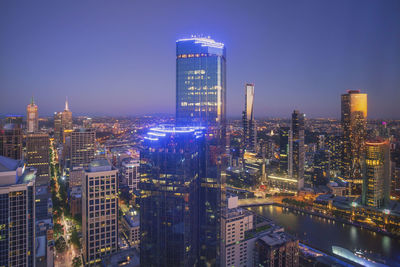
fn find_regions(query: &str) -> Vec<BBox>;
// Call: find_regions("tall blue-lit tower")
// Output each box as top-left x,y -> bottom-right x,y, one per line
176,36 -> 226,131
139,126 -> 206,266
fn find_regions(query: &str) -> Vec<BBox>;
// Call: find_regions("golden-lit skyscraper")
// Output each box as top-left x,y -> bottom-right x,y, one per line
341,90 -> 367,193
362,139 -> 390,208
26,97 -> 38,133
62,97 -> 72,131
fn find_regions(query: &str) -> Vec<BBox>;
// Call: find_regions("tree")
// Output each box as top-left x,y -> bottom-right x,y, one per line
72,256 -> 82,267
70,228 -> 81,249
55,236 -> 67,253
53,222 -> 64,236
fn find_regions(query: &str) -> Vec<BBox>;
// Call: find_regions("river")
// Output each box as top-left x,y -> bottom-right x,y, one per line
250,205 -> 400,263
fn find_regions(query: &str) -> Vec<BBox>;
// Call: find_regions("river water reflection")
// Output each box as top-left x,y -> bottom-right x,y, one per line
250,205 -> 400,262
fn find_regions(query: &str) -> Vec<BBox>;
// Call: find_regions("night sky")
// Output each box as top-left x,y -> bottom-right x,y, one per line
1,0 -> 399,119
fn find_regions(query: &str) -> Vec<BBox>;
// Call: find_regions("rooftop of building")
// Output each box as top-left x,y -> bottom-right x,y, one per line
87,158 -> 112,172
0,156 -> 22,172
123,210 -> 140,228
176,36 -> 224,48
101,247 -> 140,267
258,229 -> 297,248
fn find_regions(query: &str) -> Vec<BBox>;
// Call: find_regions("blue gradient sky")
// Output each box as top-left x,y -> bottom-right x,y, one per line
1,0 -> 399,118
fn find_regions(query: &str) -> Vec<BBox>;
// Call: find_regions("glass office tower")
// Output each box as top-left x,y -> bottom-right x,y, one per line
176,36 -> 226,130
140,126 -> 205,266
290,110 -> 305,189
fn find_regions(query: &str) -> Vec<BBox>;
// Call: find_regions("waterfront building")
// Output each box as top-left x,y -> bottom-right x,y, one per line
0,116 -> 23,160
312,149 -> 330,186
362,139 -> 391,208
70,128 -> 96,168
140,126 -> 205,266
0,156 -> 37,267
82,159 -> 118,266
290,110 -> 305,189
243,83 -> 257,152
221,195 -> 254,267
175,36 -> 226,132
254,231 -> 299,267
26,133 -> 50,185
26,97 -> 39,133
341,90 -> 367,193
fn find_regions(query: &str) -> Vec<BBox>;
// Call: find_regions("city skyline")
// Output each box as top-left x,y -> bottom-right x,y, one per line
1,0 -> 400,119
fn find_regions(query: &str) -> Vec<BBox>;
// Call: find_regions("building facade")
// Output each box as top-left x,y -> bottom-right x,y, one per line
289,110 -> 305,190
70,129 -> 96,168
362,139 -> 391,208
82,159 -> 118,266
0,117 -> 23,160
0,156 -> 36,267
175,36 -> 226,130
26,133 -> 50,185
140,126 -> 205,266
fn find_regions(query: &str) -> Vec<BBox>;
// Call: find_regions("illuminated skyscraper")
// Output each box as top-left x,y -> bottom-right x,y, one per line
0,157 -> 36,267
26,97 -> 38,133
341,90 -> 367,193
62,97 -> 73,131
362,139 -> 390,208
82,159 -> 118,266
243,83 -> 257,152
175,36 -> 226,132
140,126 -> 205,266
70,129 -> 96,168
289,110 -> 305,189
26,133 -> 50,186
279,127 -> 290,175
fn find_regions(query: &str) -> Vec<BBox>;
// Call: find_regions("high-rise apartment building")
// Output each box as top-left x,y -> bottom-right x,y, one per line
27,97 -> 39,133
26,133 -> 50,185
341,90 -> 367,193
362,139 -> 391,208
289,110 -> 305,189
279,127 -> 290,175
140,126 -> 205,266
82,159 -> 118,266
0,116 -> 23,160
54,112 -> 63,144
121,158 -> 139,192
243,83 -> 257,152
175,36 -> 226,131
70,129 -> 96,168
0,156 -> 36,267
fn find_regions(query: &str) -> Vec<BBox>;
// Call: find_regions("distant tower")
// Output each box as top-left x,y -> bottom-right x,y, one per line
290,110 -> 305,189
242,83 -> 257,152
26,96 -> 39,133
341,90 -> 367,194
62,97 -> 72,130
279,127 -> 290,175
362,139 -> 390,208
